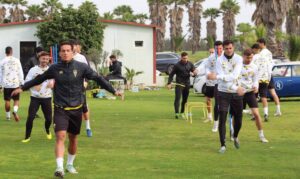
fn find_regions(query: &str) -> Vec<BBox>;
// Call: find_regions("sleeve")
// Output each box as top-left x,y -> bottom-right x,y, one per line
190,62 -> 196,72
83,65 -> 116,94
167,64 -> 177,84
21,66 -> 55,91
268,54 -> 274,79
18,60 -> 24,85
252,65 -> 259,89
0,62 -> 3,86
111,63 -> 121,75
25,67 -> 34,82
204,58 -> 211,75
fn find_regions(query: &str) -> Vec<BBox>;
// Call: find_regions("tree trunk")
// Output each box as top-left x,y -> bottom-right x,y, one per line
207,20 -> 216,41
223,11 -> 235,41
266,23 -> 277,56
187,1 -> 202,54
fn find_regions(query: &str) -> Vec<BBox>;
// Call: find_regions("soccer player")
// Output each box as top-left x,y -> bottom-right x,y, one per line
253,39 -> 281,121
167,52 -> 197,119
12,41 -> 122,178
239,49 -> 268,143
207,40 -> 245,153
204,41 -> 223,134
0,46 -> 24,121
22,51 -> 54,143
72,40 -> 93,137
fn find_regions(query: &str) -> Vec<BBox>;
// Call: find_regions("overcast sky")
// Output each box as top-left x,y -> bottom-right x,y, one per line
27,0 -> 256,40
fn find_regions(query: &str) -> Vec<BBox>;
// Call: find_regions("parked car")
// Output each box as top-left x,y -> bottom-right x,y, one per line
191,58 -> 207,93
269,62 -> 300,98
156,52 -> 180,74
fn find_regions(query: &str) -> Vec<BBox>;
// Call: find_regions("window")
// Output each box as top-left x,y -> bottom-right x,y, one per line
292,65 -> 300,76
135,41 -> 143,47
272,65 -> 291,77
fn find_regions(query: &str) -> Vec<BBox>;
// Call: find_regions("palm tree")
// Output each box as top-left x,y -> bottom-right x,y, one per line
102,12 -> 114,20
125,67 -> 143,87
203,8 -> 221,42
0,6 -> 6,23
288,35 -> 300,61
286,0 -> 300,35
135,13 -> 148,23
8,0 -> 27,22
168,0 -> 186,52
113,5 -> 136,22
42,0 -> 63,18
254,24 -> 266,39
236,23 -> 255,50
25,4 -> 45,20
220,0 -> 240,41
186,0 -> 204,54
248,0 -> 292,56
148,0 -> 168,52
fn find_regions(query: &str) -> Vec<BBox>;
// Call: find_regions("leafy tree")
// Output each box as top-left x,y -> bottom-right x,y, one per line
25,4 -> 45,20
288,35 -> 300,61
125,67 -> 143,87
220,0 -> 240,41
42,0 -> 63,18
203,8 -> 221,41
102,12 -> 114,20
36,2 -> 104,52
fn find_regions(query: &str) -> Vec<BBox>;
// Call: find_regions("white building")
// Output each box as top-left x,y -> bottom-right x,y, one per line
0,19 -> 157,86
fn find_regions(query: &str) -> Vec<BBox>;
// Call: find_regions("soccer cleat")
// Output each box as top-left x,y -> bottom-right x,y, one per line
12,112 -> 20,122
6,117 -> 10,121
274,112 -> 282,117
175,113 -> 179,119
22,138 -> 30,143
234,138 -> 240,149
264,114 -> 268,122
212,121 -> 219,132
86,129 -> 92,137
203,117 -> 212,123
66,164 -> 78,174
219,146 -> 226,153
47,132 -> 52,140
260,137 -> 269,143
181,113 -> 186,120
54,167 -> 65,178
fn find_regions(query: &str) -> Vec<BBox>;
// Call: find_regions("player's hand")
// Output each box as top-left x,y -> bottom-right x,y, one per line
252,86 -> 258,93
83,81 -> 88,89
207,72 -> 217,80
47,80 -> 54,88
167,84 -> 172,90
237,86 -> 245,96
11,88 -> 23,96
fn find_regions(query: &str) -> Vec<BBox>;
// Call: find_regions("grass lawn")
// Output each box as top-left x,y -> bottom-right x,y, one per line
0,89 -> 299,178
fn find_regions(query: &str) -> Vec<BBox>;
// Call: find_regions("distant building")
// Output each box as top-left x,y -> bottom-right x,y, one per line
0,19 -> 157,85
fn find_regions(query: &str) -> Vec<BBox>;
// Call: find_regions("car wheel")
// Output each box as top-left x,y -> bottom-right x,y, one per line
166,65 -> 174,75
201,83 -> 207,94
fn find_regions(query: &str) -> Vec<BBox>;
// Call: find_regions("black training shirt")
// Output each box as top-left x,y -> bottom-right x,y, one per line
167,60 -> 195,86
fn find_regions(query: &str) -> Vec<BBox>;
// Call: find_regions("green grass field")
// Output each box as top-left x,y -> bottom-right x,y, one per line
0,89 -> 299,179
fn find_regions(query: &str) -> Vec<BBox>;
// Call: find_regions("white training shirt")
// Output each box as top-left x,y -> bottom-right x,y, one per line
25,65 -> 53,98
73,53 -> 88,65
216,53 -> 243,93
0,56 -> 24,88
252,48 -> 273,82
239,63 -> 259,93
205,54 -> 221,87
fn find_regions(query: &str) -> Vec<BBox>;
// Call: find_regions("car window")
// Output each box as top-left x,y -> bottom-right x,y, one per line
292,65 -> 300,76
157,54 -> 176,59
272,65 -> 291,77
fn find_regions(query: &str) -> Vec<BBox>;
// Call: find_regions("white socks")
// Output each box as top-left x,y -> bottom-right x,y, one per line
13,106 -> 18,113
258,130 -> 264,138
208,113 -> 212,119
276,105 -> 281,113
6,112 -> 10,119
67,154 -> 76,165
86,120 -> 91,130
56,157 -> 64,169
263,107 -> 268,116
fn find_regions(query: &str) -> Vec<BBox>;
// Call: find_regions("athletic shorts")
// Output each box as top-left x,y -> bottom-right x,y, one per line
53,106 -> 83,135
217,91 -> 243,112
205,86 -> 215,98
82,92 -> 89,113
268,77 -> 275,89
4,88 -> 19,101
243,91 -> 258,108
259,83 -> 268,98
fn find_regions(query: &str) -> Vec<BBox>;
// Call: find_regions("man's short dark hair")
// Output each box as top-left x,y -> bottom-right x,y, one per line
223,40 -> 234,46
243,49 -> 253,56
70,39 -> 80,45
251,43 -> 260,49
59,41 -> 74,51
214,41 -> 223,46
5,46 -> 12,55
109,55 -> 116,59
35,46 -> 44,54
181,52 -> 188,57
257,38 -> 266,45
38,51 -> 50,58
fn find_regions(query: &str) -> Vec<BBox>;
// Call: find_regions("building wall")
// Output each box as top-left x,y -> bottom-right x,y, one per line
103,23 -> 154,86
0,23 -> 40,60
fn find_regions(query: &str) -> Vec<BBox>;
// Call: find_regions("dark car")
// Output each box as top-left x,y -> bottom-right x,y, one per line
156,52 -> 180,74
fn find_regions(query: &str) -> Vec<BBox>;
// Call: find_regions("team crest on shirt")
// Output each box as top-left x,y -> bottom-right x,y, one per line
59,70 -> 63,75
73,69 -> 78,77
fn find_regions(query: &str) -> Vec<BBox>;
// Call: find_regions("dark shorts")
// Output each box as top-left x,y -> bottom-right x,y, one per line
82,92 -> 89,113
205,86 -> 215,98
259,83 -> 268,98
268,77 -> 275,89
243,91 -> 258,108
4,88 -> 19,101
53,106 -> 83,135
217,91 -> 243,112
